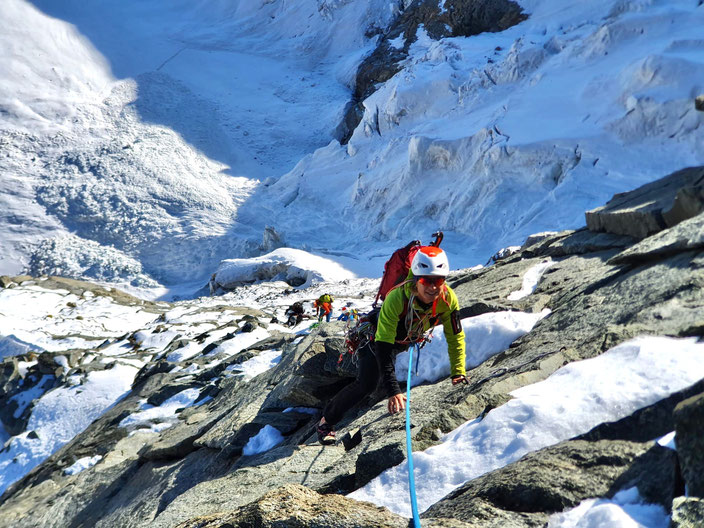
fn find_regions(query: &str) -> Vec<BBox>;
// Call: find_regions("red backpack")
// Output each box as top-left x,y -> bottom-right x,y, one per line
373,231 -> 443,306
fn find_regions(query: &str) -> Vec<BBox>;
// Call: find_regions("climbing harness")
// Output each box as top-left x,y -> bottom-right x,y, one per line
339,308 -> 379,364
339,290 -> 439,366
405,341 -> 422,528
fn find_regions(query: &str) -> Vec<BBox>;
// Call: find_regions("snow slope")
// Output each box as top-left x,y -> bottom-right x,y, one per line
267,0 -> 704,266
1,0 -> 703,294
0,0 -> 396,287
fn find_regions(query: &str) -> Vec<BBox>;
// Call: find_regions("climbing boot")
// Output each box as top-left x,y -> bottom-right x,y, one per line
317,422 -> 336,445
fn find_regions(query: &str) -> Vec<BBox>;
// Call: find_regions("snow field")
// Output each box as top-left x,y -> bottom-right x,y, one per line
351,336 -> 704,522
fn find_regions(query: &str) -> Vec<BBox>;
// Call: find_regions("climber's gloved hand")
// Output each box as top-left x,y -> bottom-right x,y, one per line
451,375 -> 469,385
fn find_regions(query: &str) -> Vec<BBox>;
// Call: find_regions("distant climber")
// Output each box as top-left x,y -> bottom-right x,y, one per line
284,301 -> 309,327
314,294 -> 334,323
316,246 -> 467,445
337,307 -> 358,321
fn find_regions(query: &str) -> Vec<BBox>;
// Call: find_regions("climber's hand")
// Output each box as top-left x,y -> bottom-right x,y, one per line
387,393 -> 407,414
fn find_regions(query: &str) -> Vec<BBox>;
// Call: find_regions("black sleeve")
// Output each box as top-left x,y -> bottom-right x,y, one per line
450,309 -> 462,335
375,340 -> 401,398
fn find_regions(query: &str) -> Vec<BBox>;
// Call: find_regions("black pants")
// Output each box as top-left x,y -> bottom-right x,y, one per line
322,343 -> 390,426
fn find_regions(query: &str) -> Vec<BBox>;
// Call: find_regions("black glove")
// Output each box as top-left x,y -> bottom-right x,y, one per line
451,375 -> 469,385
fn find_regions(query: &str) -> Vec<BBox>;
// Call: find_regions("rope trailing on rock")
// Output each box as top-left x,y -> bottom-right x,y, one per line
405,342 -> 422,528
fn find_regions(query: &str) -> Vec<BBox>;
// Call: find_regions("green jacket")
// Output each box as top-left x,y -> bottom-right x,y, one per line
375,280 -> 466,377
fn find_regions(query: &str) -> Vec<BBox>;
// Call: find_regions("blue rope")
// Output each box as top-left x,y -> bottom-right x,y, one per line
405,343 -> 422,528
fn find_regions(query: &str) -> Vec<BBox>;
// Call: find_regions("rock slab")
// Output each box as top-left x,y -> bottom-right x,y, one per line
674,392 -> 704,498
585,166 -> 704,239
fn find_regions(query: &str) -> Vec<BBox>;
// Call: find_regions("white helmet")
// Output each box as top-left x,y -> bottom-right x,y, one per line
411,246 -> 449,277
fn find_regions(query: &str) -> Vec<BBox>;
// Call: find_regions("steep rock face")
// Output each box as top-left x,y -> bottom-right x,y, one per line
674,392 -> 704,498
609,210 -> 704,266
424,440 -> 676,525
173,483 -> 409,528
585,166 -> 704,239
338,0 -> 527,143
0,167 -> 703,527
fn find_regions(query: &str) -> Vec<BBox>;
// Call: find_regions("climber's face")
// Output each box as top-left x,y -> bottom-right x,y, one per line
416,276 -> 443,304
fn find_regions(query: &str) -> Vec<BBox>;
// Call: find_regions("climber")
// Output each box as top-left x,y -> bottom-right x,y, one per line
337,306 -> 358,321
316,246 -> 467,445
314,293 -> 334,323
284,301 -> 309,327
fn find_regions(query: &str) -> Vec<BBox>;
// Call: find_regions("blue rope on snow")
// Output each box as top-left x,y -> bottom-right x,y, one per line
405,342 -> 422,528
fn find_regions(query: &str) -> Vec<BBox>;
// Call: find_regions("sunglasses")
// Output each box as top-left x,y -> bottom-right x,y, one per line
417,276 -> 445,287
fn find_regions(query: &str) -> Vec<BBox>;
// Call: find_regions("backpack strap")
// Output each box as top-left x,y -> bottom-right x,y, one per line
400,289 -> 410,322
432,286 -> 447,317
390,279 -> 413,297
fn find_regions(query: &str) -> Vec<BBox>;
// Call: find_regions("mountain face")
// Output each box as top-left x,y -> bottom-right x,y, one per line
0,168 -> 703,527
2,0 -> 703,291
337,0 -> 528,143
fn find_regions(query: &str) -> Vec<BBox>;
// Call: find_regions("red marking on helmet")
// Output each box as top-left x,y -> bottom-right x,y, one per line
420,246 -> 443,257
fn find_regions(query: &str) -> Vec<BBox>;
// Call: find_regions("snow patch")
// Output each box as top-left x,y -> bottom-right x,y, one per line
64,455 -> 103,476
212,248 -> 356,290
